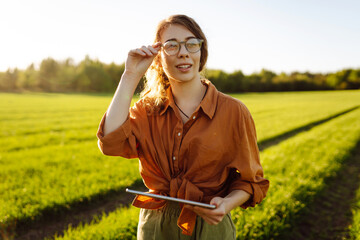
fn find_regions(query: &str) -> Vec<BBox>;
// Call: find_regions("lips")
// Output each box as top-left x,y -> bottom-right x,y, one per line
176,63 -> 192,73
176,64 -> 192,69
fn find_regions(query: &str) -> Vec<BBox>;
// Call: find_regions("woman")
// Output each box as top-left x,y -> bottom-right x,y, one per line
97,14 -> 269,239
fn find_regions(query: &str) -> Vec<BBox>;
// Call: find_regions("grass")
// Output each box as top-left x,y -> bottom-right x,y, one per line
349,175 -> 360,239
50,106 -> 360,240
232,107 -> 360,239
1,90 -> 360,239
0,142 -> 140,229
50,206 -> 139,240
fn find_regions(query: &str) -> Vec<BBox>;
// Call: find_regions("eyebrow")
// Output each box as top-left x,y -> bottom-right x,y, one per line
165,36 -> 196,42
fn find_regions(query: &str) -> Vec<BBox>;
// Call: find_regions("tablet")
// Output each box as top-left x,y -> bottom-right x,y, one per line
126,188 -> 216,209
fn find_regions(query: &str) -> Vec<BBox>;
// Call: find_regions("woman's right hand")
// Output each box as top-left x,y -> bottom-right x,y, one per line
123,42 -> 162,81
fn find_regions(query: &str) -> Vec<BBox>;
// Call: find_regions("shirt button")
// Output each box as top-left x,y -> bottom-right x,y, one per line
178,132 -> 181,137
193,116 -> 196,120
173,156 -> 176,161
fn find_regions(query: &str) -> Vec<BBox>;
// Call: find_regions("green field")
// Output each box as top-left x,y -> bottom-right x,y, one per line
1,90 -> 360,240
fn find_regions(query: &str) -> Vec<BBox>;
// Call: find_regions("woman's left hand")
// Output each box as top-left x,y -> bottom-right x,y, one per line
184,197 -> 228,225
184,190 -> 251,225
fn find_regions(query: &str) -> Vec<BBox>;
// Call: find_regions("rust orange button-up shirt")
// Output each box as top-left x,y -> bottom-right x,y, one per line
97,79 -> 269,236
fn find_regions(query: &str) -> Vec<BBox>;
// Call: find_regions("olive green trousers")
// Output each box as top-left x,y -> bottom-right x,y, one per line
137,202 -> 236,240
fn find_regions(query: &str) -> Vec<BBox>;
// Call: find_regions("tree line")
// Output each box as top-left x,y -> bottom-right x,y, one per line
0,56 -> 359,93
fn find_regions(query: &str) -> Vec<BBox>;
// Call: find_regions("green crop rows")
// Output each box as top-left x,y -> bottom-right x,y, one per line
232,106 -> 360,239
350,191 -> 360,239
50,96 -> 360,240
49,206 -> 140,240
1,90 -> 360,239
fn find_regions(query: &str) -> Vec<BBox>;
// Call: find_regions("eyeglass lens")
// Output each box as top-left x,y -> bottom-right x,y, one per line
163,39 -> 202,55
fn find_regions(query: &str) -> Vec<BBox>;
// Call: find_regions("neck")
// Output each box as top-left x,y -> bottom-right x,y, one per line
170,74 -> 206,108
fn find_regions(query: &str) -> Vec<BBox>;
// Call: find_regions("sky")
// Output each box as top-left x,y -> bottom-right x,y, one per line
1,0 -> 359,75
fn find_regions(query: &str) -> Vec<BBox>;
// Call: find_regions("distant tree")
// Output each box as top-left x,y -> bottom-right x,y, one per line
312,73 -> 329,90
294,73 -> 311,91
38,58 -> 59,91
75,56 -> 112,92
326,74 -> 339,89
104,62 -> 125,91
272,72 -> 290,91
0,55 -> 358,92
0,68 -> 19,91
259,69 -> 276,91
18,64 -> 39,90
56,58 -> 77,92
204,69 -> 229,91
246,73 -> 262,92
347,69 -> 360,89
228,70 -> 245,92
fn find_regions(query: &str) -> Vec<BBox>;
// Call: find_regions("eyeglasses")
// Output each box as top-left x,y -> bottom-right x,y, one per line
162,38 -> 204,56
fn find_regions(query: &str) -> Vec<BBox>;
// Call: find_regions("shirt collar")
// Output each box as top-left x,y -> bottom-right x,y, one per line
159,78 -> 218,119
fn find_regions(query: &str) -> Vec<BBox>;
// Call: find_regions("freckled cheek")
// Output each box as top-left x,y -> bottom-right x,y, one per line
160,55 -> 175,70
163,61 -> 176,75
193,54 -> 201,71
161,59 -> 178,78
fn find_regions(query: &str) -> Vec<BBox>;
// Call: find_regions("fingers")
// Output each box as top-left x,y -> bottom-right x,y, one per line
129,44 -> 160,58
194,206 -> 224,217
184,205 -> 223,221
128,48 -> 145,57
204,216 -> 224,225
141,46 -> 153,56
200,214 -> 222,225
192,207 -> 224,225
210,197 -> 223,207
184,199 -> 227,225
152,41 -> 162,50
146,45 -> 159,55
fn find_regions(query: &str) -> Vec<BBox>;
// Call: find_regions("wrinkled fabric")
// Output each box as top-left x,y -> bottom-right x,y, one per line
137,201 -> 236,240
97,79 -> 269,236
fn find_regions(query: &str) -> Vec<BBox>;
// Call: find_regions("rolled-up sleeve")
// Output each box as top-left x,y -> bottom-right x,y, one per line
228,102 -> 270,209
96,101 -> 145,159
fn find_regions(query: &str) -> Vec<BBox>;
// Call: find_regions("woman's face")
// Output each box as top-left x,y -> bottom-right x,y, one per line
159,24 -> 201,83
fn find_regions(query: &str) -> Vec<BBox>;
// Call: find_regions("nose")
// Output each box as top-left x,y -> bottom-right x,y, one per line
177,43 -> 189,58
